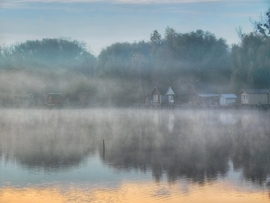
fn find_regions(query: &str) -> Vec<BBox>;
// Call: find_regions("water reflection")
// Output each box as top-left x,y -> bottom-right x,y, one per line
0,110 -> 99,172
1,181 -> 269,203
0,109 -> 270,202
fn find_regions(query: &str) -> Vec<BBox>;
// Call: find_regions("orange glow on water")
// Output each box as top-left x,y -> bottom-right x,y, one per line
0,181 -> 269,203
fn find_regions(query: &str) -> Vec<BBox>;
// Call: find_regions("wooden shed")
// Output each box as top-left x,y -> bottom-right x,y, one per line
187,83 -> 219,105
220,94 -> 237,106
46,93 -> 64,107
151,86 -> 169,105
240,89 -> 269,105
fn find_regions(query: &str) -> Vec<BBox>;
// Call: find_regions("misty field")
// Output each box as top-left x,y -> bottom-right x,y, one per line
1,109 -> 270,203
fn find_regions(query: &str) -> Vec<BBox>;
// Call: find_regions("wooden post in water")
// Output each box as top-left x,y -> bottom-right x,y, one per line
103,139 -> 105,159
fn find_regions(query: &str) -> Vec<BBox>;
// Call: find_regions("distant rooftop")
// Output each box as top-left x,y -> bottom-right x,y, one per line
165,87 -> 175,95
153,86 -> 168,95
242,89 -> 270,94
221,94 -> 237,99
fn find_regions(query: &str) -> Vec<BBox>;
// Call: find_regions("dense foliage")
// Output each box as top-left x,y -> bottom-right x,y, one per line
229,9 -> 270,91
229,34 -> 270,91
97,29 -> 231,103
98,29 -> 230,87
0,38 -> 96,75
0,8 -> 270,106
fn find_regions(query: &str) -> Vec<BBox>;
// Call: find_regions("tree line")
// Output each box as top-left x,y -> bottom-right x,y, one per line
0,9 -> 270,106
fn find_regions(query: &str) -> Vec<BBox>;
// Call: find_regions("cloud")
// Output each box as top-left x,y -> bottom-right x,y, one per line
114,0 -> 220,3
0,0 -> 221,8
2,0 -> 266,9
3,0 -> 221,2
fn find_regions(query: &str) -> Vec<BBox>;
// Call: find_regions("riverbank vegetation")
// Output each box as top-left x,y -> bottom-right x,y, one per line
0,9 -> 270,106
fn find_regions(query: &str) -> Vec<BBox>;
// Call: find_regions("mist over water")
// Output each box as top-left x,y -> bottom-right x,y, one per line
1,109 -> 270,202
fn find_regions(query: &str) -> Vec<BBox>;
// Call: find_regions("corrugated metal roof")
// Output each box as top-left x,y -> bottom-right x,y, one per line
242,89 -> 270,94
221,94 -> 237,99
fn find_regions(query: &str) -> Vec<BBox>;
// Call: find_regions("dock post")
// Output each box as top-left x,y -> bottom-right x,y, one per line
103,139 -> 105,159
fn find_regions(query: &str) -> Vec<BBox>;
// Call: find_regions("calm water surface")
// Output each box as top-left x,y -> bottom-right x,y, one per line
0,109 -> 270,203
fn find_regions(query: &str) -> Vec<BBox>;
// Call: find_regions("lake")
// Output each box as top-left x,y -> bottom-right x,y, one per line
0,109 -> 270,203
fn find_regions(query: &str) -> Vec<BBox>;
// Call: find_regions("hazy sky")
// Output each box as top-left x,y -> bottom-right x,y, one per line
0,0 -> 269,55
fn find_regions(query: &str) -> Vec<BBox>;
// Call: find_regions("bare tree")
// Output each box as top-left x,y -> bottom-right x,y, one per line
251,8 -> 270,37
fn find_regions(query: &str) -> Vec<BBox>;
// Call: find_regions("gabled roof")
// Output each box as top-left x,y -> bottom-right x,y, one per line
241,89 -> 270,94
152,86 -> 168,95
165,86 -> 175,95
221,94 -> 237,99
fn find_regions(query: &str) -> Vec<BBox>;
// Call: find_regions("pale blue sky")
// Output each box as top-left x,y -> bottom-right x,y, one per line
0,0 -> 269,55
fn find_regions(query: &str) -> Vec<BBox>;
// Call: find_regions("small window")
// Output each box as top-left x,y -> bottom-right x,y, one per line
168,95 -> 174,102
153,94 -> 158,102
242,94 -> 248,100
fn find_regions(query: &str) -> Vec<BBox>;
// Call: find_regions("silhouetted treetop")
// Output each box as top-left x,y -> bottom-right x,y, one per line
2,38 -> 96,74
253,8 -> 270,37
150,30 -> 162,45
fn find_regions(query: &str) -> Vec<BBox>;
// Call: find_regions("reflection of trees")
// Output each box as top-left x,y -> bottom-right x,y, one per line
101,110 -> 232,184
98,110 -> 270,185
230,113 -> 270,185
0,110 -> 101,171
1,110 -> 270,185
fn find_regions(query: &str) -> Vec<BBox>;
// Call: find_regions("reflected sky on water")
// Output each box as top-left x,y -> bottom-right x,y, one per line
1,109 -> 270,202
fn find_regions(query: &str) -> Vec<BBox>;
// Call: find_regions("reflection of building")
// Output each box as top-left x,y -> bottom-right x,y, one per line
167,113 -> 175,132
219,112 -> 237,124
2,109 -> 270,187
